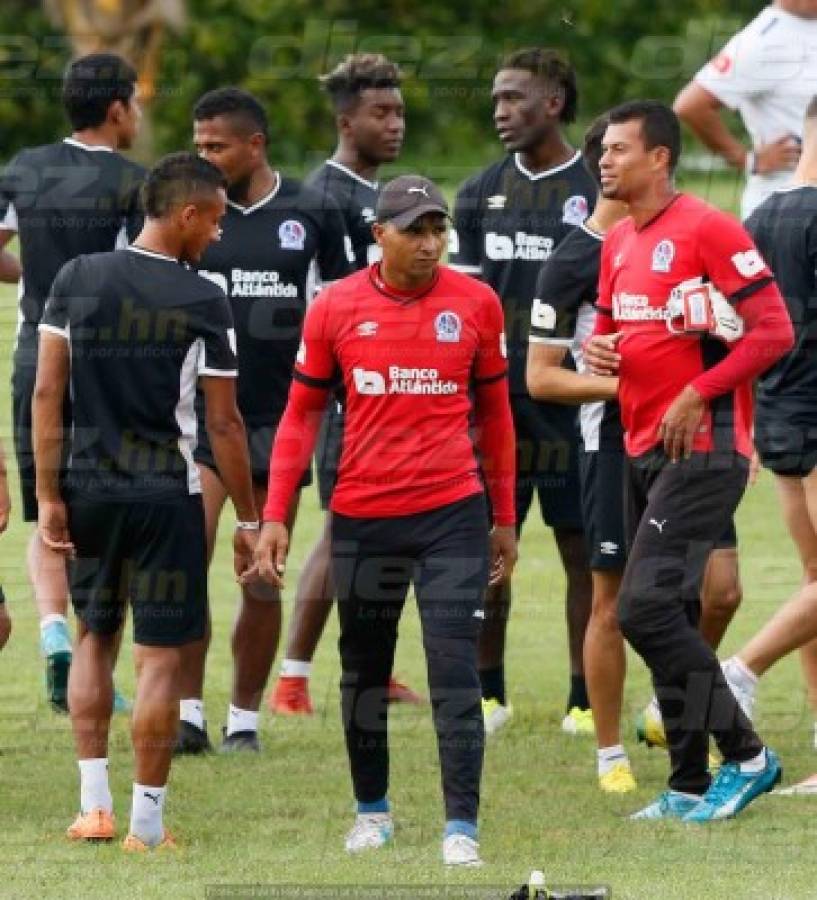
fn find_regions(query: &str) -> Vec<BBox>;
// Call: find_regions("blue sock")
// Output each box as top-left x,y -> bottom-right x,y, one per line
357,798 -> 389,814
445,819 -> 477,840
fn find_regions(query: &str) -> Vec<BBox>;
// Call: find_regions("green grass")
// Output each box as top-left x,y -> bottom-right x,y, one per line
3,177 -> 817,899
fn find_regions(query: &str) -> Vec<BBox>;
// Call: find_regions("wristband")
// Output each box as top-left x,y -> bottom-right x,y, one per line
235,520 -> 260,531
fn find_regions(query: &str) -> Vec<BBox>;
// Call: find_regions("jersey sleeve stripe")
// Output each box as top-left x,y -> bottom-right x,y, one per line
472,369 -> 507,386
199,366 -> 238,377
448,263 -> 482,275
729,276 -> 774,304
38,323 -> 69,340
529,335 -> 573,347
293,370 -> 337,389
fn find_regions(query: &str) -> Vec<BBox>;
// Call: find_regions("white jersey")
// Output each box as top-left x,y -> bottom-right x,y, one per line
695,4 -> 817,218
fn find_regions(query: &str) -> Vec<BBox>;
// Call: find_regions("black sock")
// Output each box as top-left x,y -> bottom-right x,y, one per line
479,665 -> 505,705
567,674 -> 589,712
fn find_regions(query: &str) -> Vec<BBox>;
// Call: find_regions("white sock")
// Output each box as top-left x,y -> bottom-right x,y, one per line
597,744 -> 628,776
227,704 -> 258,736
40,614 -> 68,633
280,659 -> 312,678
179,698 -> 204,730
130,783 -> 166,846
739,747 -> 767,774
723,656 -> 758,694
78,758 -> 112,814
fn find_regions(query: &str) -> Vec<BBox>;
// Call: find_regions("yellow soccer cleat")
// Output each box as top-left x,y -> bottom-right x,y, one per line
635,699 -> 667,749
599,761 -> 637,794
561,706 -> 595,736
482,697 -> 513,736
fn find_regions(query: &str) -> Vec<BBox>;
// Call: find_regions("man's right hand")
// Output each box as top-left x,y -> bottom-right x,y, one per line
584,332 -> 622,376
37,498 -> 74,556
240,521 -> 289,589
753,135 -> 801,175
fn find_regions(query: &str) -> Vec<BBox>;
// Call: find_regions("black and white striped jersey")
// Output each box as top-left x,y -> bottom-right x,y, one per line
39,246 -> 237,500
196,175 -> 352,426
449,151 -> 596,396
529,222 -> 623,452
0,138 -> 144,327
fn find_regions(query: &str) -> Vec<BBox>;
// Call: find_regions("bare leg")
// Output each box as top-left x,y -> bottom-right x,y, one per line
0,601 -> 11,651
282,514 -> 335,661
132,643 -> 182,786
69,623 -> 116,760
27,529 -> 69,620
739,474 -> 817,678
177,463 -> 226,702
554,527 -> 592,690
699,547 -> 742,650
584,570 -> 624,748
231,485 -> 299,710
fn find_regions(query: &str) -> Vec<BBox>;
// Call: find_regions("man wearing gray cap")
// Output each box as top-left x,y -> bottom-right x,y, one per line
250,175 -> 517,866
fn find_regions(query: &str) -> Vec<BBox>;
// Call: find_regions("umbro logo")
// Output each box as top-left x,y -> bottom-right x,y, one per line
599,541 -> 619,555
649,518 -> 668,534
473,609 -> 485,619
487,194 -> 506,209
408,186 -> 429,197
357,321 -> 378,337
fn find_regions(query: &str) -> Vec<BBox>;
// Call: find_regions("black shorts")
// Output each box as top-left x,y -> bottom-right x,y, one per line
67,495 -> 208,647
315,401 -> 344,510
754,412 -> 817,478
11,324 -> 70,523
194,417 -> 312,489
580,449 -> 627,571
512,395 -> 583,530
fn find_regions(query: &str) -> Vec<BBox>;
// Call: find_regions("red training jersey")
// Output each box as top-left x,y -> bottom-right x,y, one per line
264,264 -> 515,522
596,193 -> 776,459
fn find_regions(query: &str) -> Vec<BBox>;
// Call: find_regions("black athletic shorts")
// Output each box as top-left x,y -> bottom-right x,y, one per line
580,449 -> 627,571
512,395 -> 583,531
580,447 -> 736,571
194,416 -> 312,489
754,410 -> 817,478
67,494 -> 208,646
316,401 -> 344,510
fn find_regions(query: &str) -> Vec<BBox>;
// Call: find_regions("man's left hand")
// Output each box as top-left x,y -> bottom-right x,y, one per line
489,525 -> 518,586
659,384 -> 706,463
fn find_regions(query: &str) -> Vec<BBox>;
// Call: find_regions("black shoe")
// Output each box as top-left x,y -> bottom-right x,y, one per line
220,726 -> 259,753
46,652 -> 71,713
174,720 -> 213,756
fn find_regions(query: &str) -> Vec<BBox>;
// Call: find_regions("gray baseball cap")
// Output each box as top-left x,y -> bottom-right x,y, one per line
375,175 -> 450,229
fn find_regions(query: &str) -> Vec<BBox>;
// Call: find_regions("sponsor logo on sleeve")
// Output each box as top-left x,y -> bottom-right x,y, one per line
651,239 -> 675,273
356,321 -> 379,337
487,194 -> 506,210
279,219 -> 306,250
731,249 -> 765,278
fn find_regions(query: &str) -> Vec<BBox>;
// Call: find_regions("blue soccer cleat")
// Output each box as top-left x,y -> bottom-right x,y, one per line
630,790 -> 701,820
683,748 -> 781,822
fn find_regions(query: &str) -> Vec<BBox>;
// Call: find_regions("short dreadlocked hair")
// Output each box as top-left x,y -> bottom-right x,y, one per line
319,53 -> 401,113
499,47 -> 578,124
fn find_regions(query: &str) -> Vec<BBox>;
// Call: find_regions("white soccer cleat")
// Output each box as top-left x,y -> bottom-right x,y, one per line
482,698 -> 513,736
721,659 -> 755,721
442,833 -> 483,867
344,813 -> 393,853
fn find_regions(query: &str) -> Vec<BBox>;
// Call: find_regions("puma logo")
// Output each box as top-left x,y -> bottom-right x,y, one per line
649,518 -> 667,534
407,186 -> 429,197
144,792 -> 161,805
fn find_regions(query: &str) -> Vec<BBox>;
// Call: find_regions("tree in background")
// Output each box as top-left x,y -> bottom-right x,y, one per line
0,1 -> 760,171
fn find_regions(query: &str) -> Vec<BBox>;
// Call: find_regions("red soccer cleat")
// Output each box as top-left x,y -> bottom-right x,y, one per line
269,675 -> 314,716
387,676 -> 424,705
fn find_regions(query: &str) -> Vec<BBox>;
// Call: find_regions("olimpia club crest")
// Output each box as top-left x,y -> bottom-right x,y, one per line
651,239 -> 675,273
279,219 -> 306,250
435,311 -> 462,342
562,194 -> 589,226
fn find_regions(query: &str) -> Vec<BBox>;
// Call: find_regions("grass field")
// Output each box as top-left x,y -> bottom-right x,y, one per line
2,173 -> 817,899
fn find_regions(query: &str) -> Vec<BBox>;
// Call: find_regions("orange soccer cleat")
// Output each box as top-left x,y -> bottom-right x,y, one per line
66,808 -> 116,842
269,675 -> 314,716
122,829 -> 177,852
387,676 -> 424,705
